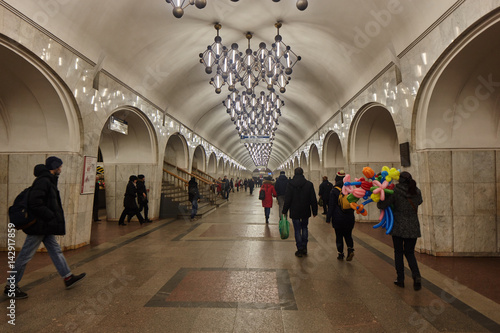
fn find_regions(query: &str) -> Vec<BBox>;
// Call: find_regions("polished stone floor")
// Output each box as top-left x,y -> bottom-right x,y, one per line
1,189 -> 500,332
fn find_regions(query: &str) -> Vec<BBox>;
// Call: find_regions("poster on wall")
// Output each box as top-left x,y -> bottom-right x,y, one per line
81,156 -> 97,194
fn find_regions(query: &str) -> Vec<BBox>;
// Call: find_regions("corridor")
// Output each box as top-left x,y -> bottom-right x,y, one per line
2,190 -> 500,332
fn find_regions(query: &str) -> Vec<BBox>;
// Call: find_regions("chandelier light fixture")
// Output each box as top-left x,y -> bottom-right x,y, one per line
199,22 -> 300,167
165,0 -> 207,18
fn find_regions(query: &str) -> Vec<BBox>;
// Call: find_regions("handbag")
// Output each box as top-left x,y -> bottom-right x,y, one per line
279,215 -> 289,240
318,197 -> 323,207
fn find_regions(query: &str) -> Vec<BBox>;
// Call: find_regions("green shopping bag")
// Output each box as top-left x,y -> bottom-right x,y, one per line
279,215 -> 289,240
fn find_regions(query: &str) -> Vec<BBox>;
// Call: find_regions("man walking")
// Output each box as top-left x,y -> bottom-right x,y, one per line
118,175 -> 146,225
283,167 -> 318,257
318,176 -> 334,217
137,174 -> 152,223
5,157 -> 86,299
274,171 -> 288,222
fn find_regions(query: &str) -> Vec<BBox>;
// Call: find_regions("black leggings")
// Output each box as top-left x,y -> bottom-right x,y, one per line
392,236 -> 420,281
334,226 -> 353,254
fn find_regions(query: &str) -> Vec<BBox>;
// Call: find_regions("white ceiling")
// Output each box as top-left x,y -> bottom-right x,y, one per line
6,0 -> 459,170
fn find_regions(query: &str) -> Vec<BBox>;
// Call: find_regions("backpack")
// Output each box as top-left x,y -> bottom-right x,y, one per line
334,186 -> 353,212
8,187 -> 37,230
259,188 -> 266,200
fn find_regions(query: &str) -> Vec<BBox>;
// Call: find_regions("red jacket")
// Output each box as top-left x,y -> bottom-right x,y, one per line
260,181 -> 277,208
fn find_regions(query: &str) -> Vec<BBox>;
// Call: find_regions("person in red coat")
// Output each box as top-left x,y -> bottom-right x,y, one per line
261,176 -> 277,223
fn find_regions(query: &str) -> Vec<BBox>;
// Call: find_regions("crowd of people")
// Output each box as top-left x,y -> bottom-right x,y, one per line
6,159 -> 423,300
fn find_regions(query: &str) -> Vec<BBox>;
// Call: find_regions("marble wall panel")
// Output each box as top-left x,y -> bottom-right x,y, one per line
473,182 -> 496,215
432,215 -> 453,253
430,182 -> 451,216
453,216 -> 475,253
473,151 -> 495,183
427,151 -> 451,183
474,215 -> 497,252
496,151 -> 500,183
452,183 -> 474,216
0,155 -> 7,184
452,151 -> 474,183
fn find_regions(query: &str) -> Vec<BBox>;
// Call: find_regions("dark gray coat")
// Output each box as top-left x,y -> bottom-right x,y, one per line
377,183 -> 423,239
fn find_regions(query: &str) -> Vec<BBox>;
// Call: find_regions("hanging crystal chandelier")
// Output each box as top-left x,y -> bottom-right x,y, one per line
245,142 -> 273,167
165,0 -> 207,18
199,23 -> 300,95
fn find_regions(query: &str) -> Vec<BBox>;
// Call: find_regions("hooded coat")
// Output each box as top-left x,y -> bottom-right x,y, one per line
25,165 -> 66,235
274,174 -> 288,196
377,182 -> 423,238
282,174 -> 318,219
260,179 -> 277,208
188,178 -> 200,202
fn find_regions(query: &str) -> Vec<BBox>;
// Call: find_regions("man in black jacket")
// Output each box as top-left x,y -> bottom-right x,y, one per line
283,167 -> 318,257
118,175 -> 145,225
137,174 -> 152,222
274,171 -> 288,222
318,176 -> 333,216
5,157 -> 86,299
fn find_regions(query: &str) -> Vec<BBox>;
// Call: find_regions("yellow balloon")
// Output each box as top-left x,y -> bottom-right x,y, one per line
371,193 -> 381,202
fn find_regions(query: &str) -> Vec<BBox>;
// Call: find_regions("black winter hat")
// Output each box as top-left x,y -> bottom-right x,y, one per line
45,156 -> 63,170
129,175 -> 138,182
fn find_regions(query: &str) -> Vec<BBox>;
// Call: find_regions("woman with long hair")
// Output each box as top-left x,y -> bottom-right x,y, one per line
377,171 -> 423,290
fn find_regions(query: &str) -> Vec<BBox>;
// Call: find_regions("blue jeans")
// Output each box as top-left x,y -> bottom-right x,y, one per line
191,199 -> 198,218
12,234 -> 72,285
264,207 -> 270,219
292,218 -> 309,251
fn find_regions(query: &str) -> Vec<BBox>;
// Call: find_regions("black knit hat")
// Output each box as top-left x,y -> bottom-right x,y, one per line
45,156 -> 63,170
129,175 -> 138,182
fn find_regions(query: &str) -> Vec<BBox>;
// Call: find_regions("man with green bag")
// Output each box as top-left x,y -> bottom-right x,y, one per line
282,167 -> 318,257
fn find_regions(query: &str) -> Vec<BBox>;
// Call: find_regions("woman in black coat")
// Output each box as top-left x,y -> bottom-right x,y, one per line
326,170 -> 355,261
118,175 -> 145,225
377,171 -> 423,290
188,177 -> 200,220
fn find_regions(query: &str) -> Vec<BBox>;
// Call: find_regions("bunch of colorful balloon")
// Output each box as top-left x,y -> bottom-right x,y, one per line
341,166 -> 400,234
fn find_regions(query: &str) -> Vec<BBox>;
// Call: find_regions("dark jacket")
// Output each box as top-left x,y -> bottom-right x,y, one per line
25,165 -> 65,235
136,180 -> 148,204
123,181 -> 139,210
326,182 -> 355,229
188,178 -> 200,202
274,174 -> 288,196
318,180 -> 334,203
377,183 -> 423,238
282,174 -> 318,219
248,179 -> 254,189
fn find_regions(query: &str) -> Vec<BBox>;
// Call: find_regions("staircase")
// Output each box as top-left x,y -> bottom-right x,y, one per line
161,162 -> 218,219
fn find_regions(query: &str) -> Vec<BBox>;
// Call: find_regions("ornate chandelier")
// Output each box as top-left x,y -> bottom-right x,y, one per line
199,23 -> 301,95
166,0 -> 308,19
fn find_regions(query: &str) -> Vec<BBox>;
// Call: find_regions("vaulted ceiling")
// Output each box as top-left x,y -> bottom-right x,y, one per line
5,0 -> 458,170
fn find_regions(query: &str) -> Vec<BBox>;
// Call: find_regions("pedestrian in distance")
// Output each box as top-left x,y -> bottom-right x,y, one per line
188,176 -> 200,220
326,170 -> 356,261
274,171 -> 289,222
283,167 -> 318,257
5,157 -> 86,299
377,171 -> 423,291
261,176 -> 277,223
118,175 -> 145,226
137,174 -> 152,223
318,176 -> 333,218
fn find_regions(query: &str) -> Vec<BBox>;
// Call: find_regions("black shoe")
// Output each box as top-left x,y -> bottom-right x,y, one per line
346,249 -> 354,261
413,276 -> 422,291
4,286 -> 28,299
322,212 -> 326,215
118,222 -> 126,226
65,273 -> 86,289
145,219 -> 153,223
265,218 -> 269,223
295,250 -> 303,258
302,248 -> 307,256
337,253 -> 344,260
394,279 -> 405,288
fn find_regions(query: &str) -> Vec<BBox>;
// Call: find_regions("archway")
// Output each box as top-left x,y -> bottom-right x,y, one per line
164,133 -> 188,171
414,13 -> 500,255
349,103 -> 399,221
192,145 -> 206,172
323,131 -> 345,181
309,144 -> 321,189
207,152 -> 217,176
99,107 -> 158,220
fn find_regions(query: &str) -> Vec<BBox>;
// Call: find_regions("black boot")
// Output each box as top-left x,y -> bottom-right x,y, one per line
337,252 -> 344,260
346,248 -> 354,261
413,276 -> 422,291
